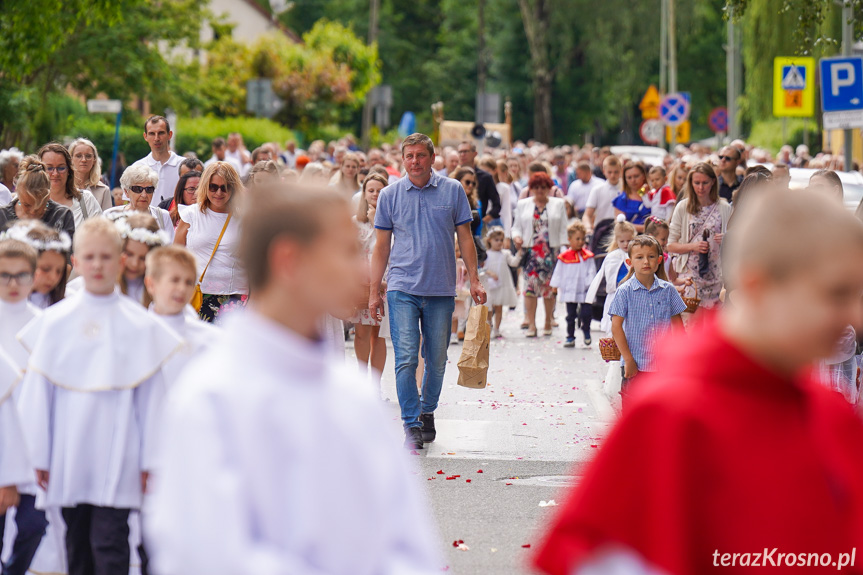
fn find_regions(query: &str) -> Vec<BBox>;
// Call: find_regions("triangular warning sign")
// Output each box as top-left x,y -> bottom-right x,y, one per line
782,66 -> 806,90
640,85 -> 660,111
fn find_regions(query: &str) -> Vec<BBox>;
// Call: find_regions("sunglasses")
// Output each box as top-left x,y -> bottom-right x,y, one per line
718,155 -> 738,162
184,186 -> 198,193
463,180 -> 477,187
209,183 -> 229,193
130,185 -> 156,195
45,166 -> 67,174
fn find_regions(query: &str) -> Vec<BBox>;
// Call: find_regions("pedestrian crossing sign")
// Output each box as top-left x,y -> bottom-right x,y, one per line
774,57 -> 815,117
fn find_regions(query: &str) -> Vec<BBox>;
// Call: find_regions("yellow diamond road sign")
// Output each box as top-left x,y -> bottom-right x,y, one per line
773,57 -> 815,118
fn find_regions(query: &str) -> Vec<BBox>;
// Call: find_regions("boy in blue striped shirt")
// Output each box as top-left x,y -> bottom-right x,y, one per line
609,235 -> 686,403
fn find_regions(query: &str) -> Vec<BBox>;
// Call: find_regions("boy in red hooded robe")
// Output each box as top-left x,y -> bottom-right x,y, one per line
533,189 -> 863,575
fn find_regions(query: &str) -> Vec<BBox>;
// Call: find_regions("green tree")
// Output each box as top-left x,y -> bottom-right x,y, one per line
0,0 -> 207,147
252,21 -> 380,134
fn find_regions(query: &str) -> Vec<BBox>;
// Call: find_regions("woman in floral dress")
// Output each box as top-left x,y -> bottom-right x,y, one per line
512,173 -> 569,337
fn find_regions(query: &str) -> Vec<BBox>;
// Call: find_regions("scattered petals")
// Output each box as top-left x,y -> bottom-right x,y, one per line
466,479 -> 472,483
522,544 -> 532,549
539,500 -> 558,507
437,470 -> 444,474
477,469 -> 484,474
457,543 -> 470,551
452,539 -> 464,548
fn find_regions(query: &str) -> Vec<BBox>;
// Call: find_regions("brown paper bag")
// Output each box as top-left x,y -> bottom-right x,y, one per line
457,305 -> 491,389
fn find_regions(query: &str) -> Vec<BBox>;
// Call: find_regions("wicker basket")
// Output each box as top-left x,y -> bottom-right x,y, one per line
682,283 -> 701,314
599,337 -> 621,362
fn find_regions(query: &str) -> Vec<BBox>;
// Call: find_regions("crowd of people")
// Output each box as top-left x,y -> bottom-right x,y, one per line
1,115 -> 863,575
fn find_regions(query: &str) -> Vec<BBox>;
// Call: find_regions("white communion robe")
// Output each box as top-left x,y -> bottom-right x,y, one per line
16,289 -> 181,510
0,347 -> 30,489
0,299 -> 40,376
145,309 -> 443,575
0,299 -> 67,575
148,308 -> 219,386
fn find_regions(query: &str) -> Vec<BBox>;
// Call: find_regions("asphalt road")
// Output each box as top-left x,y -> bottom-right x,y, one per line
349,304 -> 619,574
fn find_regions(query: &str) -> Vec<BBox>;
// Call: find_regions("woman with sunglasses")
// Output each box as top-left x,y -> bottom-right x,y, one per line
0,156 -> 75,240
160,169 -> 201,228
450,166 -> 481,235
104,164 -> 174,239
174,161 -> 248,323
38,142 -> 103,227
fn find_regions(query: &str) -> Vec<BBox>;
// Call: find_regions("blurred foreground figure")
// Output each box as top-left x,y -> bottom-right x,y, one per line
145,186 -> 441,575
534,190 -> 863,575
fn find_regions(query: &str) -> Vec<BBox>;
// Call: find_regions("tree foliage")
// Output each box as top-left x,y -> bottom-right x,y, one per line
250,21 -> 380,133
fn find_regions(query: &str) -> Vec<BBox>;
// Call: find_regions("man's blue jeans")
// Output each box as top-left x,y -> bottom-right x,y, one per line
387,291 -> 455,429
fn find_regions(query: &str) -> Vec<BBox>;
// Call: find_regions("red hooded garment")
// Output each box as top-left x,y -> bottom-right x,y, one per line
533,314 -> 863,574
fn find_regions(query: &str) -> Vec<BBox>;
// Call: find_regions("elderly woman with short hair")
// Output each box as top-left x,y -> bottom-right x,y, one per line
69,138 -> 112,210
104,163 -> 174,240
0,148 -> 23,199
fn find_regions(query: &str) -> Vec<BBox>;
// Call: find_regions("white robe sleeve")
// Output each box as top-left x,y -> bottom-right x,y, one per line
16,371 -> 54,472
146,393 -> 335,575
135,370 -> 168,473
586,258 -> 607,304
0,394 -> 33,487
550,262 -> 563,289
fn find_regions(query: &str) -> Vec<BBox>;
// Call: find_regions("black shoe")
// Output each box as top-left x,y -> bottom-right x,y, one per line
404,427 -> 423,450
420,412 -> 436,442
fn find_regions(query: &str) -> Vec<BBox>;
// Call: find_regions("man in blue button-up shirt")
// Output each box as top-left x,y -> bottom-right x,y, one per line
370,133 -> 487,450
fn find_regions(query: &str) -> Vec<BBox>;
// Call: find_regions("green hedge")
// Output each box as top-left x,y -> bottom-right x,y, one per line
747,118 -> 821,155
64,115 -> 298,166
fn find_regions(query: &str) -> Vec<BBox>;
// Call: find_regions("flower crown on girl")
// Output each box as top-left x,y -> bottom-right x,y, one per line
0,221 -> 72,254
113,219 -> 170,247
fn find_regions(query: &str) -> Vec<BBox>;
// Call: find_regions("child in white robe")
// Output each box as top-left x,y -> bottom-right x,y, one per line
144,245 -> 219,386
0,347 -> 32,555
145,186 -> 442,575
16,217 -> 181,575
0,239 -> 44,575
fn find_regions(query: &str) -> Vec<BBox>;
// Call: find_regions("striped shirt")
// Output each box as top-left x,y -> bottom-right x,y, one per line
609,275 -> 687,372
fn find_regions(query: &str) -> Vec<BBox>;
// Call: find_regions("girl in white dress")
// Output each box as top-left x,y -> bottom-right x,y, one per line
1,221 -> 73,310
350,173 -> 389,387
482,227 -> 522,338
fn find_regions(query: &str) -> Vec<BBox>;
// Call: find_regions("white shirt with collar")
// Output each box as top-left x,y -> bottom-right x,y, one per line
568,176 -> 602,212
131,151 -> 183,206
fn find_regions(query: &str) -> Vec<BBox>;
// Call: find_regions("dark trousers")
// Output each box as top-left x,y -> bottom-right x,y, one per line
0,494 -> 48,575
62,505 -> 130,575
565,302 -> 593,339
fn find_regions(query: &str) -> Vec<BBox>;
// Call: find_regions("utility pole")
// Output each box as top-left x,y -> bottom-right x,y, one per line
668,0 -> 678,151
726,8 -> 741,141
843,0 -> 854,171
361,0 -> 380,150
660,0 -> 667,97
477,0 -> 487,124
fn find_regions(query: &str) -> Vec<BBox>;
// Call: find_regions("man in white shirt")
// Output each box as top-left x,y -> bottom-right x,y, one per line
131,116 -> 183,207
567,161 -> 602,217
204,138 -> 242,174
225,132 -> 251,176
584,155 -> 623,235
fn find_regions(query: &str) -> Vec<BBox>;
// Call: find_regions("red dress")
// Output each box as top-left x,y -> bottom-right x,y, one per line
533,314 -> 863,575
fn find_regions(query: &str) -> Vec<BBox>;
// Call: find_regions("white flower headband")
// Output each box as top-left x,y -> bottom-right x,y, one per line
0,221 -> 72,253
113,220 -> 170,247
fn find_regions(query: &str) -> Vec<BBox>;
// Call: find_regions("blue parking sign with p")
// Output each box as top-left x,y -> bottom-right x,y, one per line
820,56 -> 863,112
